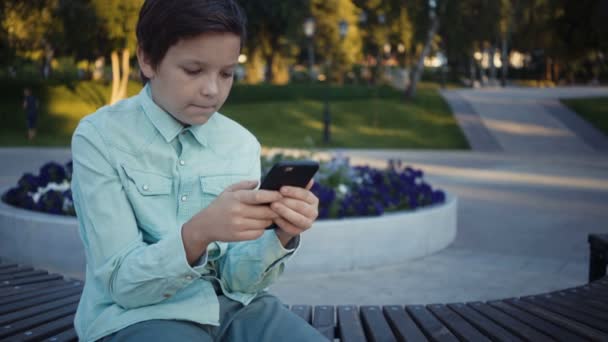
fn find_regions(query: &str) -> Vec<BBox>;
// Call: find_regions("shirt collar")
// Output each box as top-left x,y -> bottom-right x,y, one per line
139,84 -> 212,146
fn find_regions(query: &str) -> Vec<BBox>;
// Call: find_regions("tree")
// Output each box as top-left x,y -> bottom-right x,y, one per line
91,0 -> 142,104
353,0 -> 415,84
0,0 -> 62,77
310,0 -> 363,84
56,0 -> 105,62
238,1 -> 308,84
405,0 -> 448,99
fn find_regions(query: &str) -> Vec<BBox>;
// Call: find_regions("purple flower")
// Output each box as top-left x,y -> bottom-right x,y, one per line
17,173 -> 40,193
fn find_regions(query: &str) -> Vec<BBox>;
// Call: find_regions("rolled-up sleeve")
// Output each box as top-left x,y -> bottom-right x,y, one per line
71,120 -> 207,310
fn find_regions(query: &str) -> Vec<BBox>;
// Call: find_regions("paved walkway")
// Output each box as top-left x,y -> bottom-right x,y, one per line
1,86 -> 608,306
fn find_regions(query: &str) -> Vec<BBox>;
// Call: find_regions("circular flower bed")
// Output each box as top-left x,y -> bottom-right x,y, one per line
2,155 -> 445,219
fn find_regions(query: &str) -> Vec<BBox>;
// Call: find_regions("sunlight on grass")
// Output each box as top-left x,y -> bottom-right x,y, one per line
1,81 -> 469,149
562,97 -> 608,137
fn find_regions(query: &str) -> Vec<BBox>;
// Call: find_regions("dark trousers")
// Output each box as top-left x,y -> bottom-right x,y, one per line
100,293 -> 327,341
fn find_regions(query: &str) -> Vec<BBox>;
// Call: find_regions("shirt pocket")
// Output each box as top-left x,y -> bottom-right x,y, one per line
199,174 -> 249,209
121,165 -> 174,236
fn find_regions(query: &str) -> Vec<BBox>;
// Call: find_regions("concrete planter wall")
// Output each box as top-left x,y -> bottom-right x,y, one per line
287,194 -> 457,273
0,188 -> 457,280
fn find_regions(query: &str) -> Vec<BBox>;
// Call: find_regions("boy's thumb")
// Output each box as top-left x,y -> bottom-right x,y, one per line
225,180 -> 259,192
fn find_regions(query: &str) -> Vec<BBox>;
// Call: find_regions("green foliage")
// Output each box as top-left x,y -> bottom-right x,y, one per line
90,0 -> 142,52
311,0 -> 363,82
562,97 -> 608,137
0,81 -> 468,150
0,0 -> 61,62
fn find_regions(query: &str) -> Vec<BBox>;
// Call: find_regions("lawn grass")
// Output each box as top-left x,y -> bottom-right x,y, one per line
0,80 -> 469,149
561,97 -> 608,137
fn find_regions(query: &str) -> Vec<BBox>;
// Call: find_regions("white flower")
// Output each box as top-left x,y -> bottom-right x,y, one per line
29,180 -> 71,203
338,184 -> 349,195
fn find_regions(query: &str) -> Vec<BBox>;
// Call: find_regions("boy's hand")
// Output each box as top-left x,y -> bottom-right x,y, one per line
185,180 -> 282,245
271,180 -> 319,241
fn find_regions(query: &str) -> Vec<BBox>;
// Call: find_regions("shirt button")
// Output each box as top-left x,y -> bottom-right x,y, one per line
179,160 -> 185,166
185,275 -> 193,280
181,195 -> 188,202
163,293 -> 171,298
142,184 -> 149,191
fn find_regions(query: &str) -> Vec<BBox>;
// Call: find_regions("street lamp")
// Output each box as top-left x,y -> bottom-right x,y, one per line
303,17 -> 316,82
323,19 -> 349,144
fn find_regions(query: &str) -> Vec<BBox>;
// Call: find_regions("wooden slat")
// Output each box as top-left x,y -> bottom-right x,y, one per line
507,298 -> 608,341
522,295 -> 608,333
383,306 -> 428,342
0,280 -> 76,298
0,283 -> 82,306
556,292 -> 608,313
312,305 -> 335,340
540,293 -> 608,322
336,305 -> 366,342
0,266 -> 34,276
4,314 -> 75,341
0,287 -> 82,315
469,301 -> 554,342
489,300 -> 586,342
0,274 -> 64,288
0,270 -> 48,282
360,305 -> 396,342
290,305 -> 312,323
0,302 -> 78,338
44,328 -> 78,342
406,305 -> 458,342
447,303 -> 522,342
427,304 -> 490,342
562,288 -> 608,308
0,264 -> 19,270
0,294 -> 81,326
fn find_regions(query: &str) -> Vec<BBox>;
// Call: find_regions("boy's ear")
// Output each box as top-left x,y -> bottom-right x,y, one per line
137,45 -> 156,80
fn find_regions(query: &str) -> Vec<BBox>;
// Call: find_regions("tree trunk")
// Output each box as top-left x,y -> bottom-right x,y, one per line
265,53 -> 275,83
110,49 -> 131,104
545,57 -> 552,82
118,49 -> 130,99
404,11 -> 441,99
501,37 -> 508,87
470,55 -> 476,88
489,44 -> 497,85
110,51 -> 120,104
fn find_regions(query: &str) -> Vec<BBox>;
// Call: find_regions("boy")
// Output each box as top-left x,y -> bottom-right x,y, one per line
71,0 -> 324,341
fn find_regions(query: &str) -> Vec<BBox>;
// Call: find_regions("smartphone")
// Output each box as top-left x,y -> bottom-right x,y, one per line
260,160 -> 319,191
260,160 -> 319,229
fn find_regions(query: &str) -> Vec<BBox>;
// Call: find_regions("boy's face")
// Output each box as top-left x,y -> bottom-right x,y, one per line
138,32 -> 240,126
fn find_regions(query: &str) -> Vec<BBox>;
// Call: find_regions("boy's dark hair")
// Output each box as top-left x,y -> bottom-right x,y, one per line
136,0 -> 247,82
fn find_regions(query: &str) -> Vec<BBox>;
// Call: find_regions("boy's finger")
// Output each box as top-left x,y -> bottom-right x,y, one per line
279,186 -> 318,205
242,204 -> 280,220
235,218 -> 274,231
276,198 -> 317,219
305,179 -> 314,190
235,189 -> 282,205
271,202 -> 313,229
225,180 -> 258,192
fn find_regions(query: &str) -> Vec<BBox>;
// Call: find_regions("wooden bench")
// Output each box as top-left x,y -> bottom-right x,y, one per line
1,234 -> 607,341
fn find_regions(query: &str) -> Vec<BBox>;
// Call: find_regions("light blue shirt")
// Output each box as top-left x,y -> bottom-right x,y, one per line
71,85 -> 299,342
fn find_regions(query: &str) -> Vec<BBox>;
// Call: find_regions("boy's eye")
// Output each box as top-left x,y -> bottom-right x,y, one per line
221,71 -> 234,79
183,68 -> 202,75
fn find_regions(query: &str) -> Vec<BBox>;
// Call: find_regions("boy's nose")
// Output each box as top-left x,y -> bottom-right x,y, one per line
200,76 -> 219,97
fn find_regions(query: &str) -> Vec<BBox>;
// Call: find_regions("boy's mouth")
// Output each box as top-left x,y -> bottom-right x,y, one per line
191,104 -> 215,110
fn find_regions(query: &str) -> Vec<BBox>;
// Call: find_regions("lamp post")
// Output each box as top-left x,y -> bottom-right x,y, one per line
376,13 -> 386,85
303,18 -> 316,82
323,19 -> 349,144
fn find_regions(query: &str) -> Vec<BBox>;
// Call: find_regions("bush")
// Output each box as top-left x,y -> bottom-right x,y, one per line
2,157 -> 446,219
